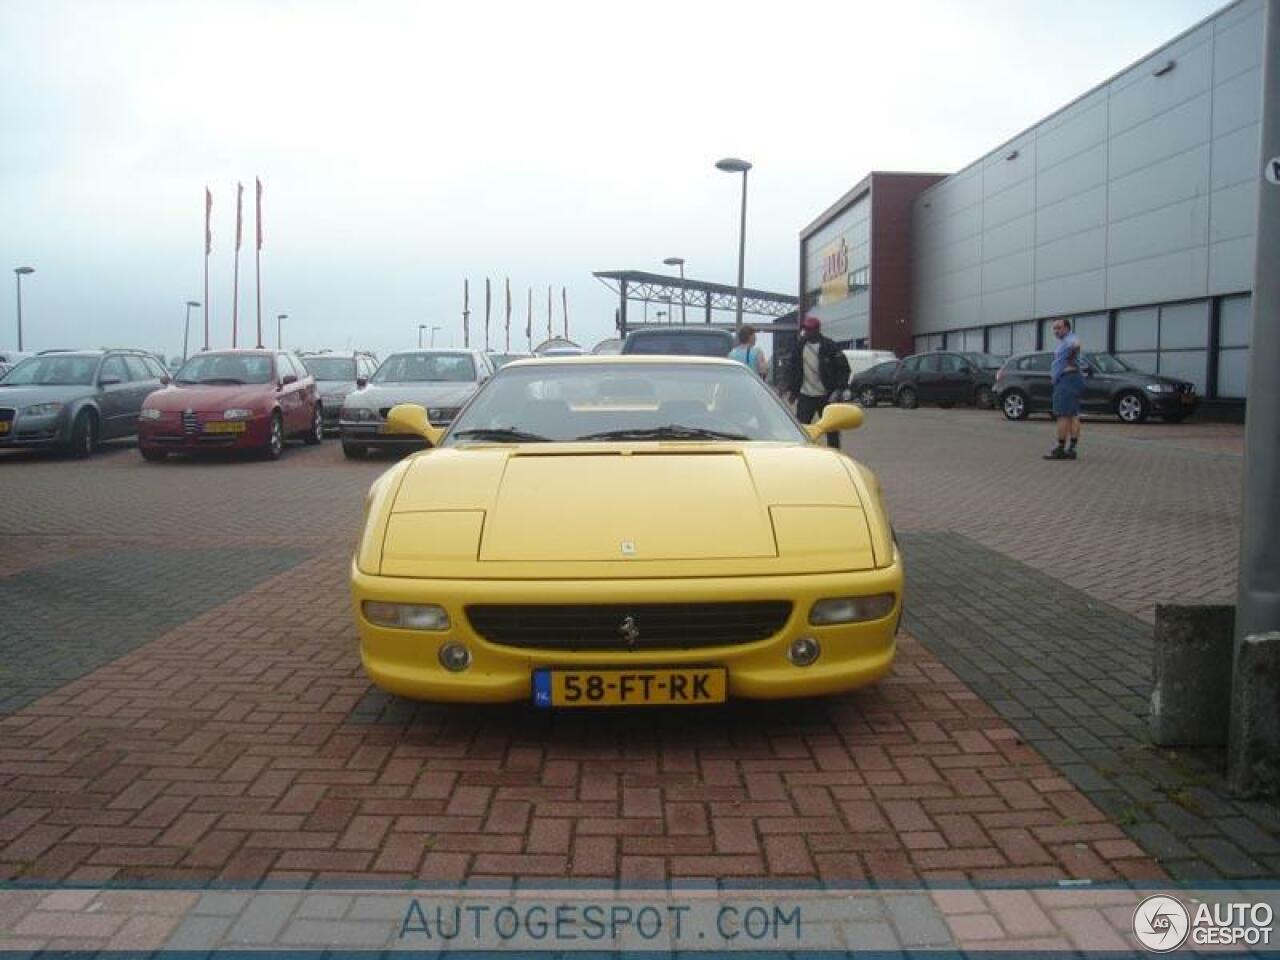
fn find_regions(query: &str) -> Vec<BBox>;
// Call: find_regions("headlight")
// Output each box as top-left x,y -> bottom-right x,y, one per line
22,402 -> 63,417
809,594 -> 897,625
343,406 -> 378,421
362,601 -> 451,631
139,408 -> 163,421
223,408 -> 254,419
428,407 -> 459,421
1145,384 -> 1173,394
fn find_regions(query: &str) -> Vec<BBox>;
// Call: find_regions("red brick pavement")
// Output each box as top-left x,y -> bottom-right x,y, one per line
0,548 -> 1162,885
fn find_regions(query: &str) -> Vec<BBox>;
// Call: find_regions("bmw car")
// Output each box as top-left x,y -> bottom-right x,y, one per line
349,356 -> 903,706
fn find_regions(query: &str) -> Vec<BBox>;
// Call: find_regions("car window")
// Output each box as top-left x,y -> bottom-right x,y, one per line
373,352 -> 477,383
123,356 -> 154,381
100,356 -> 129,383
939,354 -> 965,373
874,362 -> 898,381
1021,354 -> 1053,373
143,356 -> 168,378
0,355 -> 99,386
622,332 -> 734,356
175,352 -> 275,384
917,355 -> 941,374
899,357 -> 918,373
302,356 -> 357,381
277,354 -> 299,380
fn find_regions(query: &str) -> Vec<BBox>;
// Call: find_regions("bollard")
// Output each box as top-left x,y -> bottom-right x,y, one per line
1228,632 -> 1280,797
1149,604 -> 1235,747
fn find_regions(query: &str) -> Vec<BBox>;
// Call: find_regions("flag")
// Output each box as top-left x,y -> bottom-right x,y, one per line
255,177 -> 263,250
235,182 -> 244,251
204,187 -> 212,254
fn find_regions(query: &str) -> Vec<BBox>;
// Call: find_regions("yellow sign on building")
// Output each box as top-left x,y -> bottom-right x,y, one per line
819,237 -> 849,305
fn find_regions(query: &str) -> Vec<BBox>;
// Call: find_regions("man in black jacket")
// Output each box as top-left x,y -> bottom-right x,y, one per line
785,316 -> 850,449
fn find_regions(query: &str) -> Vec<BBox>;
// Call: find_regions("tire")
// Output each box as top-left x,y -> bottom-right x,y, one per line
974,385 -> 994,410
857,386 -> 877,408
304,404 -> 324,445
140,447 -> 167,462
68,410 -> 97,459
264,412 -> 285,460
1001,390 -> 1029,421
897,386 -> 918,410
1115,390 -> 1149,424
342,440 -> 367,459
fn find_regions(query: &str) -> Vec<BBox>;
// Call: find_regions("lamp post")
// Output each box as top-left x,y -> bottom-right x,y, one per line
13,266 -> 34,351
663,256 -> 687,324
429,325 -> 441,347
277,313 -> 287,349
183,300 -> 200,362
418,324 -> 427,348
714,157 -> 752,329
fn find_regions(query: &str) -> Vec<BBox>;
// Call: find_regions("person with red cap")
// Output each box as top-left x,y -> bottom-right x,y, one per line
785,315 -> 850,449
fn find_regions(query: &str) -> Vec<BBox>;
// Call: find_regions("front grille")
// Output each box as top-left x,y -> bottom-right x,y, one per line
182,411 -> 200,435
466,601 -> 793,652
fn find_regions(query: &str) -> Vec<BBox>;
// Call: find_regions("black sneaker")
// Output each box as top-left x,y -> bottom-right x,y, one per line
1066,447 -> 1078,459
1043,447 -> 1070,460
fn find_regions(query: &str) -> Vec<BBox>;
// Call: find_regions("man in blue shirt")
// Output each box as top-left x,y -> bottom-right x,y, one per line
1046,317 -> 1084,460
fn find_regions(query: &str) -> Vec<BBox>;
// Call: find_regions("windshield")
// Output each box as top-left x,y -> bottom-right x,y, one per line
0,355 -> 98,386
301,357 -> 357,381
175,353 -> 274,385
624,333 -> 733,357
443,362 -> 806,446
373,353 -> 476,383
963,352 -> 1005,370
1086,353 -> 1136,374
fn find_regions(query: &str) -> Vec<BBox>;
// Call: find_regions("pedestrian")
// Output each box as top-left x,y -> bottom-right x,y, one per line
785,315 -> 850,449
1045,317 -> 1085,460
729,324 -> 769,379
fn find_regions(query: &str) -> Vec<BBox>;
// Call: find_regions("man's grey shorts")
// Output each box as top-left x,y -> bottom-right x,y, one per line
1052,371 -> 1085,417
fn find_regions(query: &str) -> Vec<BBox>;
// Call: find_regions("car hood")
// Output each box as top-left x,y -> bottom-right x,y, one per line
359,443 -> 896,579
145,383 -> 276,411
343,382 -> 477,409
0,384 -> 95,407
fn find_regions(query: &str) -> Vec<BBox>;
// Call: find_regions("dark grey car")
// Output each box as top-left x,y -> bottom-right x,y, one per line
0,350 -> 169,457
339,349 -> 493,458
299,351 -> 379,431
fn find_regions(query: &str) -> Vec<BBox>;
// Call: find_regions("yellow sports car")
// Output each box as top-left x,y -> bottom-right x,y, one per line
350,356 -> 903,707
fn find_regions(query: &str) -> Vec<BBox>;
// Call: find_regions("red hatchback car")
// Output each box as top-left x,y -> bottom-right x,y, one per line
137,349 -> 323,461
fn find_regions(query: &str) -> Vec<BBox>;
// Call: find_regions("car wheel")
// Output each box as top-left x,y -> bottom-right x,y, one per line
139,447 -> 167,462
897,386 -> 918,410
1001,390 -> 1029,421
68,410 -> 97,459
857,386 -> 877,408
304,404 -> 324,445
264,412 -> 285,460
1115,390 -> 1149,424
342,440 -> 367,459
974,385 -> 994,410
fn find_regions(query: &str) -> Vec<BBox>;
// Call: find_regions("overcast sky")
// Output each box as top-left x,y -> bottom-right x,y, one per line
1,0 -> 1227,360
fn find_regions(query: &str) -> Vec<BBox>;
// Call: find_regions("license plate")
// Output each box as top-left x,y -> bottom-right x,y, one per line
204,420 -> 246,434
532,668 -> 726,707
0,422 -> 9,435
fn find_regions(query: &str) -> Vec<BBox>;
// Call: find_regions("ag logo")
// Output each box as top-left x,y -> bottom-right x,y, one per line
1133,895 -> 1190,952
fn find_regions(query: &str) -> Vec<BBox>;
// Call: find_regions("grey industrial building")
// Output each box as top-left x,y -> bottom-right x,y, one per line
800,0 -> 1267,403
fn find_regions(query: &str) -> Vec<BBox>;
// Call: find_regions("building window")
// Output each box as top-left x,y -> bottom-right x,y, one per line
1217,294 -> 1251,399
1115,306 -> 1159,373
1072,313 -> 1107,354
987,324 -> 1013,357
1156,301 -> 1209,393
850,267 -> 870,294
1011,321 -> 1036,355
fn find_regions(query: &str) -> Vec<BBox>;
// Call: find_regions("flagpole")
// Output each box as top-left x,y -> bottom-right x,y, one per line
526,287 -> 533,352
547,286 -> 552,341
463,279 -> 470,348
232,181 -> 243,348
484,278 -> 491,351
504,277 -> 511,352
203,186 -> 211,351
254,177 -> 263,349
562,287 -> 568,340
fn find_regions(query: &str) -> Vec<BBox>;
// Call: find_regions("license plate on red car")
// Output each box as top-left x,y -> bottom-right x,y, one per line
204,421 -> 246,434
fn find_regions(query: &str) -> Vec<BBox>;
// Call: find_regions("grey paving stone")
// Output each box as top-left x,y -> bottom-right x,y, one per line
883,894 -> 952,948
1188,837 -> 1268,878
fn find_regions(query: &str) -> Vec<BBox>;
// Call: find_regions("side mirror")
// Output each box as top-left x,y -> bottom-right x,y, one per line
356,376 -> 368,389
805,402 -> 864,441
99,376 -> 122,386
160,375 -> 171,386
280,374 -> 298,387
385,403 -> 445,447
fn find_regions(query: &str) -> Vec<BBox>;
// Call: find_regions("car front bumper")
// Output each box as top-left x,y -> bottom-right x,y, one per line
1148,392 -> 1199,416
340,421 -> 449,447
0,412 -> 71,448
350,550 -> 904,703
138,415 -> 270,452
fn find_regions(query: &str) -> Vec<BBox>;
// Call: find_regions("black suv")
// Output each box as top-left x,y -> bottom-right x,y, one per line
620,327 -> 734,357
848,360 -> 900,407
994,351 -> 1198,424
893,352 -> 1000,410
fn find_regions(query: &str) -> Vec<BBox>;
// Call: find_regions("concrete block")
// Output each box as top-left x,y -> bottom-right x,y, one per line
1148,604 -> 1234,746
1229,632 -> 1280,797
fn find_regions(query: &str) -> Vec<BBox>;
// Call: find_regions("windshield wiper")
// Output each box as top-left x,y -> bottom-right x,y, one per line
576,425 -> 751,442
450,427 -> 550,443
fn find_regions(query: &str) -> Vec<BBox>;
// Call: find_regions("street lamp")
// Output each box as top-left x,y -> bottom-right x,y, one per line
715,157 -> 752,329
429,325 -> 441,347
663,256 -> 687,324
183,300 -> 201,362
418,324 -> 427,348
13,266 -> 34,352
277,313 -> 288,349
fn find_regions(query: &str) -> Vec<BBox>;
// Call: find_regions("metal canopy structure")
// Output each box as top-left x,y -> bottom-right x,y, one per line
593,270 -> 799,336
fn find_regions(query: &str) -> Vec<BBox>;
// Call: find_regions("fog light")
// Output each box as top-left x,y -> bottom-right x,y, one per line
788,636 -> 821,666
809,594 -> 896,625
362,601 -> 450,631
438,642 -> 471,672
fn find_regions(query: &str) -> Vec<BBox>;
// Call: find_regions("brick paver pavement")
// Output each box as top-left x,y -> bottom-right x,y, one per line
0,413 -> 1253,885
